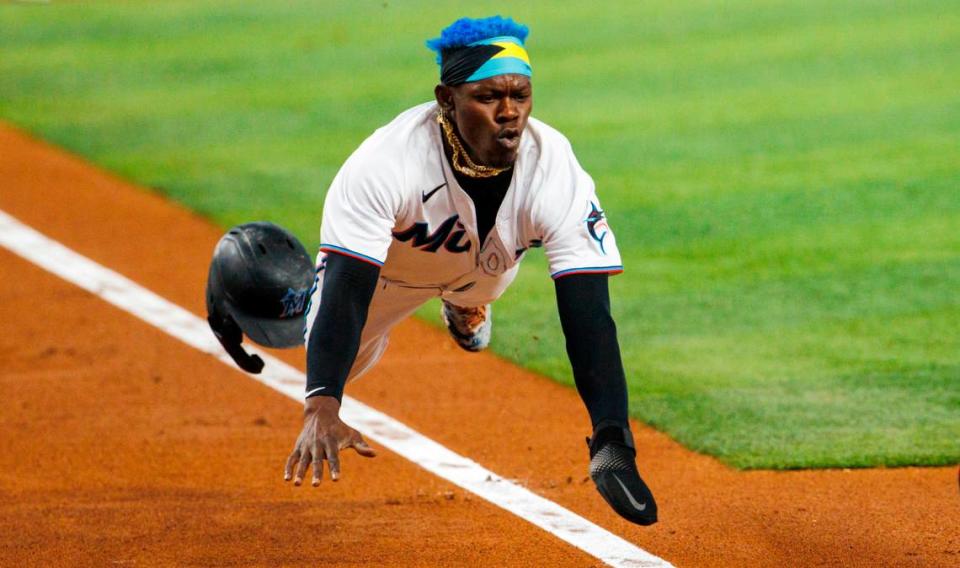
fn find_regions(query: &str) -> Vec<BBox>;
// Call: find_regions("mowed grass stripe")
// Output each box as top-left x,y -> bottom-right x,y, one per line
1,0 -> 957,468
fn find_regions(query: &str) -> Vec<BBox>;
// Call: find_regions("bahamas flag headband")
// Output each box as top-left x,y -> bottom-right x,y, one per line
440,35 -> 532,86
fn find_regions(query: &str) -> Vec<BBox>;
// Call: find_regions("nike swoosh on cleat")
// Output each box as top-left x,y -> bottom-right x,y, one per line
422,182 -> 446,203
612,473 -> 647,511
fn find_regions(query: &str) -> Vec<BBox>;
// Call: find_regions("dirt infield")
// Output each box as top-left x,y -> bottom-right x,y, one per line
1,123 -> 957,566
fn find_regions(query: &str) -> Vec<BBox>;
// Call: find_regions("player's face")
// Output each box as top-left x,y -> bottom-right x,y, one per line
438,74 -> 533,168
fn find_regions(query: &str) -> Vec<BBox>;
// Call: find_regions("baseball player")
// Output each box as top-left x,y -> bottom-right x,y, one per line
283,16 -> 658,525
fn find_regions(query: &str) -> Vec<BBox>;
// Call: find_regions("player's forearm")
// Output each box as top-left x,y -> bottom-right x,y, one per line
554,273 -> 629,428
305,253 -> 380,402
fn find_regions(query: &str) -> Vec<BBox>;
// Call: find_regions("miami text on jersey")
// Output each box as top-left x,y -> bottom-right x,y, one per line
392,214 -> 472,254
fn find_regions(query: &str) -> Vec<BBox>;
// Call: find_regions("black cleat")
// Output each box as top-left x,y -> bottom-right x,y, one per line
587,420 -> 658,526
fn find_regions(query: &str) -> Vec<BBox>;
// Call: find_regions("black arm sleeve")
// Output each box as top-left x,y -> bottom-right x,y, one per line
305,252 -> 380,401
554,273 -> 629,428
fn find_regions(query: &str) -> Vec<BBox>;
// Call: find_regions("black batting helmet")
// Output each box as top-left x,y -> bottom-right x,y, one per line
206,222 -> 316,372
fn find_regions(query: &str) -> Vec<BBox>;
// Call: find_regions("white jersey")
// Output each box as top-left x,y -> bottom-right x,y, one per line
319,101 -> 622,303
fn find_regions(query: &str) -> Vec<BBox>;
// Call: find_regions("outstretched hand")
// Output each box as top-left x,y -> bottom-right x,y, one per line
284,396 -> 376,486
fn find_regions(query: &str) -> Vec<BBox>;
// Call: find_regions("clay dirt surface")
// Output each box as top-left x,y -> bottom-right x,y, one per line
0,123 -> 957,566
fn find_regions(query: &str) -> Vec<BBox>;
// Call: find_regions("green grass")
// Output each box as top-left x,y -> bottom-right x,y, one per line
2,0 -> 958,469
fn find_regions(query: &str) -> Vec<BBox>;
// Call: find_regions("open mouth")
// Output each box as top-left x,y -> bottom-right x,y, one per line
497,129 -> 521,149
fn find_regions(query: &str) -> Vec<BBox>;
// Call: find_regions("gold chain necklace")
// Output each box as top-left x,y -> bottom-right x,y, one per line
437,110 -> 510,179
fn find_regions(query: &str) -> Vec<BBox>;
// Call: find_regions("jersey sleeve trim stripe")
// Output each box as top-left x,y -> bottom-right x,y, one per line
551,265 -> 624,279
319,244 -> 385,267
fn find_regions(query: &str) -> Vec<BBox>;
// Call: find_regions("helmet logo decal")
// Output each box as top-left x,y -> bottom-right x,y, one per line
279,287 -> 310,318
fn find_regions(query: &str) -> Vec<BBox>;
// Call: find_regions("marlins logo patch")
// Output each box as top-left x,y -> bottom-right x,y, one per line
585,201 -> 609,255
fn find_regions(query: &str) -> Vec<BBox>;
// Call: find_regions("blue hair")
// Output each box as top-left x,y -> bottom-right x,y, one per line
426,16 -> 530,64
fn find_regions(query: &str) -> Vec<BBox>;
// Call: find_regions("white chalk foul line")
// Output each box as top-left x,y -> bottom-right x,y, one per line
0,209 -> 671,568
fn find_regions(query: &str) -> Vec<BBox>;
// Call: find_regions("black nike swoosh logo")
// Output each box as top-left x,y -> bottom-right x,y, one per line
422,182 -> 446,203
